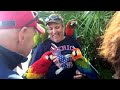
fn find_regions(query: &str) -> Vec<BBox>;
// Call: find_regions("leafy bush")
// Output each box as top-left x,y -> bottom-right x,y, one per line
38,11 -> 115,79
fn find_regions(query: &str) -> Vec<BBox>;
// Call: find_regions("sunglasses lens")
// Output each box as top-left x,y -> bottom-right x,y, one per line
45,15 -> 63,24
50,15 -> 59,20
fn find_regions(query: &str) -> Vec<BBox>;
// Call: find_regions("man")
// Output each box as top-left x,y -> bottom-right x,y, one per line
0,11 -> 45,79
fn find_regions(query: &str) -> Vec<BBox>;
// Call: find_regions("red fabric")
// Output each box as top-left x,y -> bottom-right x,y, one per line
31,51 -> 53,75
0,11 -> 45,34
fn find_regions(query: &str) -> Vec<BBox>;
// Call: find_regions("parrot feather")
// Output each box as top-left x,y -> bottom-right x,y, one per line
23,51 -> 57,79
65,19 -> 77,39
71,48 -> 101,79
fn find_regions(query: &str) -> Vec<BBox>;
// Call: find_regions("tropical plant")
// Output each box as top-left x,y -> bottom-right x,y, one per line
37,11 -> 115,79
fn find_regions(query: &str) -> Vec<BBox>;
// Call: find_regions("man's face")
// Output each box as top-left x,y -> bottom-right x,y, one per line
47,22 -> 64,43
19,27 -> 36,57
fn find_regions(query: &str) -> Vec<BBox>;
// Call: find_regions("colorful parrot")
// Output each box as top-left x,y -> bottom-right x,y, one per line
65,19 -> 78,39
50,43 -> 73,75
23,51 -> 57,79
71,48 -> 100,79
33,31 -> 41,48
29,18 -> 49,70
33,18 -> 49,48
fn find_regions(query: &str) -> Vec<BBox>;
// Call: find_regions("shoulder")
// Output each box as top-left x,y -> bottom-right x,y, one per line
65,36 -> 78,42
65,36 -> 81,49
36,39 -> 50,48
43,38 -> 52,45
35,38 -> 51,53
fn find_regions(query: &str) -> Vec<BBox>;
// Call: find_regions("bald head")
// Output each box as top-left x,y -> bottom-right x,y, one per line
0,26 -> 35,57
0,28 -> 20,51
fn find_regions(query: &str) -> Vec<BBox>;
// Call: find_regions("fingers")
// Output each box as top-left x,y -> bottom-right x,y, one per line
53,58 -> 61,68
73,74 -> 83,79
50,46 -> 54,51
50,43 -> 58,55
76,70 -> 81,74
51,43 -> 57,48
51,44 -> 57,51
73,70 -> 86,79
53,58 -> 58,62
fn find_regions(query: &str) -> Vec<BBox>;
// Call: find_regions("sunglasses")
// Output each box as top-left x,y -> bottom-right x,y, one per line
22,11 -> 39,27
45,15 -> 63,24
21,12 -> 40,34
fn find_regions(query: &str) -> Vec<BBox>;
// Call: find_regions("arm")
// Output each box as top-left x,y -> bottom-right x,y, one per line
30,43 -> 45,66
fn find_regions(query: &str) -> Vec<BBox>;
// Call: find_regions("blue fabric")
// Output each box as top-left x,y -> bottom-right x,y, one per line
30,36 -> 81,79
0,45 -> 27,79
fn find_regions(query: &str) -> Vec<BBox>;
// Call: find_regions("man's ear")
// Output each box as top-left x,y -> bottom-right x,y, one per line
18,27 -> 27,44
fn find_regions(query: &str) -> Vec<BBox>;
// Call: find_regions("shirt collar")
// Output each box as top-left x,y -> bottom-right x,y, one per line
0,45 -> 28,69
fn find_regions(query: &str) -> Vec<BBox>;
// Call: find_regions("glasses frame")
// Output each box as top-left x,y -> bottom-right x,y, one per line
45,15 -> 63,24
22,11 -> 39,27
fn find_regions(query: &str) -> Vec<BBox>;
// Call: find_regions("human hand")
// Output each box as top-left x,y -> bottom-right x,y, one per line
50,43 -> 59,55
53,57 -> 61,68
73,70 -> 86,79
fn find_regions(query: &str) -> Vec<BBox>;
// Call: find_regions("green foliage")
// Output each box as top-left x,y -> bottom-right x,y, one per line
33,31 -> 41,48
33,24 -> 48,48
57,11 -> 115,58
37,11 -> 116,79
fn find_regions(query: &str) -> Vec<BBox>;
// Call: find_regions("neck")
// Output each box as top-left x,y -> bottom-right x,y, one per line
61,36 -> 65,41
